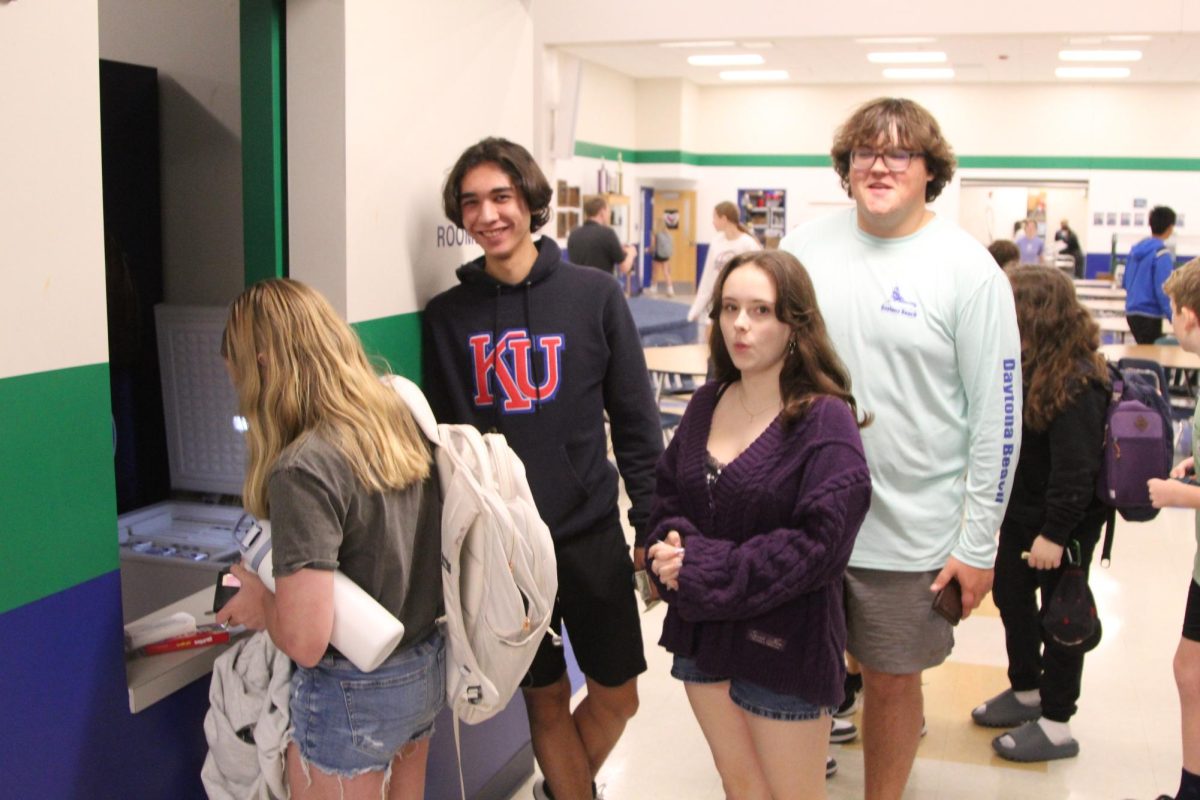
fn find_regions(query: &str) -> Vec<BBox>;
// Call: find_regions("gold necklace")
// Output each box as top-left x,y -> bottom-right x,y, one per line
736,383 -> 780,420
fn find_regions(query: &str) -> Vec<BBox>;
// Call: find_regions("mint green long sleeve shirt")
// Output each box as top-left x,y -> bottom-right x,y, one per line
782,210 -> 1022,571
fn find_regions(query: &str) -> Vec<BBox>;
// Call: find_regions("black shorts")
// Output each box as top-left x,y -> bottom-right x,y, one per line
1183,580 -> 1200,642
525,522 -> 646,689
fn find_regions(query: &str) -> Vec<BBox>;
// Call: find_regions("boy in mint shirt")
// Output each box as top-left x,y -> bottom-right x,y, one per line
1149,256 -> 1200,800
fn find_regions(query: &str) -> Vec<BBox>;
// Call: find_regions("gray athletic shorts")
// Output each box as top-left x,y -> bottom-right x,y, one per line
844,567 -> 954,675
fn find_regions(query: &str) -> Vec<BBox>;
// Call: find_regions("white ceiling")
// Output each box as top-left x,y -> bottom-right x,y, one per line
558,33 -> 1200,85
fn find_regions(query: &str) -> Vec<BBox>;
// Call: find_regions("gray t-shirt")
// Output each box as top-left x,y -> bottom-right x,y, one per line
268,431 -> 442,648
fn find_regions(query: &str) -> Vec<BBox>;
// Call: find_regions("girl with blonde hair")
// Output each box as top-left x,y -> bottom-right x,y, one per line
217,278 -> 444,799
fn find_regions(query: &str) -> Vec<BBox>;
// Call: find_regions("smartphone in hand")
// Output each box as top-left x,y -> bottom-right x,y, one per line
931,578 -> 963,626
212,566 -> 242,614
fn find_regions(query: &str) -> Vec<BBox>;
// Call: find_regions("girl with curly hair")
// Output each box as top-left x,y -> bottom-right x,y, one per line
971,266 -> 1110,763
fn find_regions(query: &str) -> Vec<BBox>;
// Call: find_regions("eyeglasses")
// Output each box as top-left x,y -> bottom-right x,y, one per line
849,147 -> 924,172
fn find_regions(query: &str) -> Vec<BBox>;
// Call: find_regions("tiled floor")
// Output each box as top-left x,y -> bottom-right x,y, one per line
515,506 -> 1193,799
514,289 -> 1191,799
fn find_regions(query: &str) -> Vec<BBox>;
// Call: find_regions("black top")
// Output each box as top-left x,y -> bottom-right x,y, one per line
566,220 -> 625,274
1004,377 -> 1109,545
422,238 -> 663,546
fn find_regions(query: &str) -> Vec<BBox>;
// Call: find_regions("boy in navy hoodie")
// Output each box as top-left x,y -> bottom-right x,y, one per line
1124,205 -> 1177,344
423,137 -> 662,800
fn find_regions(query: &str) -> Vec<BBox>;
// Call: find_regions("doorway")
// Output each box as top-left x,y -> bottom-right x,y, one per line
650,189 -> 697,293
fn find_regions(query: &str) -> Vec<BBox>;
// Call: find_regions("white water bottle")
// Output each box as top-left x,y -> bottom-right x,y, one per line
234,516 -> 405,672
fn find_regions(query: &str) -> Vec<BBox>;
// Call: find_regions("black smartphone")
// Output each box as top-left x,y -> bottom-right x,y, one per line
931,578 -> 963,626
212,566 -> 242,614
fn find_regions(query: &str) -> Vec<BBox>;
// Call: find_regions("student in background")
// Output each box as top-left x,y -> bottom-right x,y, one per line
647,249 -> 871,800
1055,219 -> 1086,278
567,196 -> 636,281
650,216 -> 676,297
687,201 -> 761,327
972,267 -> 1108,763
217,278 -> 444,800
1016,219 -> 1044,265
424,137 -> 662,800
1148,257 -> 1200,800
988,240 -> 1021,271
1124,205 -> 1178,344
781,97 -> 1021,800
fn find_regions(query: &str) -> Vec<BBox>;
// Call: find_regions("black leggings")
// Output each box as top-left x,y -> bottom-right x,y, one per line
1127,314 -> 1165,345
992,518 -> 1102,723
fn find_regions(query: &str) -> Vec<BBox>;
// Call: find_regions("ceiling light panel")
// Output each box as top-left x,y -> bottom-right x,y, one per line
660,40 -> 735,48
855,36 -> 936,44
867,51 -> 947,64
882,67 -> 955,79
688,54 -> 766,66
719,69 -> 789,81
1055,66 -> 1131,78
1058,50 -> 1142,62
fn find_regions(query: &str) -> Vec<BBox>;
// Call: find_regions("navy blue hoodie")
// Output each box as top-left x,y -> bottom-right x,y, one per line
422,237 -> 663,546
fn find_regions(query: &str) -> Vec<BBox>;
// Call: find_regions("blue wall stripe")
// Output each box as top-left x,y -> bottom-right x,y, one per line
0,571 -> 209,799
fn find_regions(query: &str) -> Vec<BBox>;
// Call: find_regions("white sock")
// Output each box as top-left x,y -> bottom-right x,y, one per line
1014,689 -> 1041,707
1037,717 -> 1073,745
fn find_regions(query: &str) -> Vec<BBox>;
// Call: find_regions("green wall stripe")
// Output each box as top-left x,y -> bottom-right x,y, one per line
0,365 -> 118,615
574,140 -> 1200,171
241,0 -> 288,284
354,311 -> 423,384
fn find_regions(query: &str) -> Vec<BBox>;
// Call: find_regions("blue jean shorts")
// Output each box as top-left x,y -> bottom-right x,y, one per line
290,630 -> 446,777
671,654 -> 832,722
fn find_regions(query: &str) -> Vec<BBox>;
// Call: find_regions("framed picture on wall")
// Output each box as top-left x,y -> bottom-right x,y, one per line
1133,197 -> 1148,209
1134,213 -> 1145,227
1093,212 -> 1104,225
1120,213 -> 1132,226
1179,214 -> 1187,228
1106,212 -> 1118,226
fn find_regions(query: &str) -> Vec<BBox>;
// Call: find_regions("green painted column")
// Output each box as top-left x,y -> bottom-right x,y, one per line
241,0 -> 287,284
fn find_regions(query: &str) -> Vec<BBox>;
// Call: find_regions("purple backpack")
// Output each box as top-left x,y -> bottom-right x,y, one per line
1095,362 -> 1173,562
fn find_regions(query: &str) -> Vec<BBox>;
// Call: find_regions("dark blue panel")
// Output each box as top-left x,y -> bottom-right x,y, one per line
1085,252 -> 1112,278
641,186 -> 655,288
695,243 -> 710,289
0,571 -> 209,800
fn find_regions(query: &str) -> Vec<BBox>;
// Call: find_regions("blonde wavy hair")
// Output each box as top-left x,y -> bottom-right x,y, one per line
221,279 -> 430,517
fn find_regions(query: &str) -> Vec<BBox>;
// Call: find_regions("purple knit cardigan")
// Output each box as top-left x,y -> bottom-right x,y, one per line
647,382 -> 872,706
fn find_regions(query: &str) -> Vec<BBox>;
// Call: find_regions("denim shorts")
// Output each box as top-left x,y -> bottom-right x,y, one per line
290,630 -> 446,777
671,655 -> 832,722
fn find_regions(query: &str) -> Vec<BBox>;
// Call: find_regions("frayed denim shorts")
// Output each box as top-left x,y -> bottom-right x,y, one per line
290,629 -> 445,777
671,654 -> 832,722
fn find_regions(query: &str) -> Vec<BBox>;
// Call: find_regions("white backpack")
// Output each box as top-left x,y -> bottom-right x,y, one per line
385,375 -> 557,725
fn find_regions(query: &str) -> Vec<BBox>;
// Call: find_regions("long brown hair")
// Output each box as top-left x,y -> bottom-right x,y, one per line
1008,267 -> 1108,431
708,251 -> 870,428
221,279 -> 430,517
714,201 -> 752,236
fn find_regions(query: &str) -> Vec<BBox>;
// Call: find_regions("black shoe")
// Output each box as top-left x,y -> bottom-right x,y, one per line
835,672 -> 863,718
825,756 -> 838,779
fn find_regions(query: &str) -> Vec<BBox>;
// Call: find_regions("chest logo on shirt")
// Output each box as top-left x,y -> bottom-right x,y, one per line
880,285 -> 919,319
468,329 -> 566,413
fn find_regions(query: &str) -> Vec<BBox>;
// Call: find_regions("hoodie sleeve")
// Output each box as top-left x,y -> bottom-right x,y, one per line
1154,249 -> 1175,320
672,411 -> 871,622
951,270 -> 1023,569
601,284 -> 666,547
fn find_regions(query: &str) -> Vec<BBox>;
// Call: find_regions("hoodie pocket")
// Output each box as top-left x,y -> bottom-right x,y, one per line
521,443 -> 588,532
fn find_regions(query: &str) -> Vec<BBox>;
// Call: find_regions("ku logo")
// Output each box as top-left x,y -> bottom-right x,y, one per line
469,330 -> 566,413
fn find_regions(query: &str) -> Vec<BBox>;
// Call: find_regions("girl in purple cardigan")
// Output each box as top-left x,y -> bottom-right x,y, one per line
647,250 -> 872,799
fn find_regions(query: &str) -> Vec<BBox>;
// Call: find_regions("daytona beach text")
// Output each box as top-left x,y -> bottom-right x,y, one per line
994,358 -> 1017,503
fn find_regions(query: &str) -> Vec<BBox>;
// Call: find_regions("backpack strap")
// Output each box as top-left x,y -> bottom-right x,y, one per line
383,374 -> 441,446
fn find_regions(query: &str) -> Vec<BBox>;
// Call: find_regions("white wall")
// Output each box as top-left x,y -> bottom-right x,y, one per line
0,0 -> 107,380
696,83 -> 1200,158
577,60 -> 637,150
289,0 -> 535,324
98,0 -> 243,307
